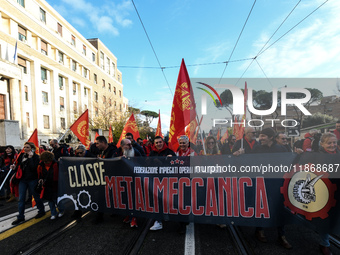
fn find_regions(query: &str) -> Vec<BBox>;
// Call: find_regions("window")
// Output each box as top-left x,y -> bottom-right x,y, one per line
42,91 -> 48,104
114,87 -> 116,95
61,117 -> 65,129
114,101 -> 116,109
84,88 -> 87,96
94,73 -> 97,84
83,67 -> 88,78
41,67 -> 47,80
26,112 -> 30,128
41,40 -> 47,55
109,99 -> 112,106
58,51 -> 63,63
100,52 -> 104,69
18,26 -> 27,41
18,57 -> 27,73
73,82 -> 77,95
71,35 -> 76,46
60,97 -> 64,110
72,60 -> 77,71
59,76 -> 64,90
24,86 -> 28,101
107,57 -> 110,74
40,8 -> 46,23
120,104 -> 122,111
17,0 -> 25,8
94,91 -> 98,102
43,115 -> 50,129
119,90 -> 121,98
112,62 -> 115,76
73,101 -> 77,114
108,83 -> 111,92
57,23 -> 63,36
118,75 -> 121,82
102,79 -> 105,88
103,96 -> 106,103
83,45 -> 86,55
92,53 -> 95,62
95,107 -> 98,117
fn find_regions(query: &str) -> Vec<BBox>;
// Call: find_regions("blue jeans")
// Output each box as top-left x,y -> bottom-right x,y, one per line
18,179 -> 45,220
48,199 -> 64,216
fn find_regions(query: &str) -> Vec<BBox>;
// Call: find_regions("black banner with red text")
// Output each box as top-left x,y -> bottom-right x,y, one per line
58,153 -> 340,235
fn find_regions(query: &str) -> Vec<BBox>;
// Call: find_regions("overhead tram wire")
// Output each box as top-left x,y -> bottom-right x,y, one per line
235,0 -> 302,86
235,0 -> 327,86
131,0 -> 173,96
257,0 -> 329,57
218,0 -> 257,84
117,58 -> 254,69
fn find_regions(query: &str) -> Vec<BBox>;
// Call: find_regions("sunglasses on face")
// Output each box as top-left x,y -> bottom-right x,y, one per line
76,152 -> 84,155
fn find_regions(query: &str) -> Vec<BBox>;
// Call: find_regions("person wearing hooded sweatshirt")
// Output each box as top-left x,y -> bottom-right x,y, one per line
149,136 -> 175,231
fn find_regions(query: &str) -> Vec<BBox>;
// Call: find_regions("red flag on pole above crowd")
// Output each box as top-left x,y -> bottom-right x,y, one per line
27,128 -> 39,154
69,109 -> 90,147
168,59 -> 197,151
221,129 -> 229,144
108,125 -> 113,143
156,110 -> 162,137
117,113 -> 140,147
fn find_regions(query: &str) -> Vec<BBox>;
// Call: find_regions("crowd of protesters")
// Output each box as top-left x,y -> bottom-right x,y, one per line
1,120 -> 340,255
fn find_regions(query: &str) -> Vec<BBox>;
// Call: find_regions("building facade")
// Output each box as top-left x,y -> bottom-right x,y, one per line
0,0 -> 127,147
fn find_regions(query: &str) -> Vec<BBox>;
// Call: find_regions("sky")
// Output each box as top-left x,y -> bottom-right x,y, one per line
46,0 -> 340,134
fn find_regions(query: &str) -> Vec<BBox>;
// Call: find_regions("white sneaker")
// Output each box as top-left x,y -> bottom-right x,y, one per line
150,221 -> 163,230
50,215 -> 56,220
58,212 -> 64,218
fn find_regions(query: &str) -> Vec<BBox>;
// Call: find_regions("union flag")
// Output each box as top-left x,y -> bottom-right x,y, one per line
220,128 -> 229,144
69,109 -> 90,147
95,132 -> 99,140
155,110 -> 162,137
168,59 -> 196,151
108,125 -> 113,143
117,113 -> 140,147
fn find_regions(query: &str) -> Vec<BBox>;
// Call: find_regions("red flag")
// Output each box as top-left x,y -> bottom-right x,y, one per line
27,128 -> 39,154
216,128 -> 221,141
117,113 -> 140,146
108,125 -> 113,143
156,110 -> 162,137
221,129 -> 229,144
69,109 -> 90,147
168,59 -> 196,151
95,132 -> 99,140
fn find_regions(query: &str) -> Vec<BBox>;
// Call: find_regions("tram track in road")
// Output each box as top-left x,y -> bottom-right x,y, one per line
13,212 -> 90,255
228,225 -> 253,255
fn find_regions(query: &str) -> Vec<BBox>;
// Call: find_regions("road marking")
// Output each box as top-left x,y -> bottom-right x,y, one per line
0,211 -> 51,241
184,223 -> 195,255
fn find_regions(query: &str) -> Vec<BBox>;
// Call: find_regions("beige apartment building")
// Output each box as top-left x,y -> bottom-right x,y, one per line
0,0 -> 127,147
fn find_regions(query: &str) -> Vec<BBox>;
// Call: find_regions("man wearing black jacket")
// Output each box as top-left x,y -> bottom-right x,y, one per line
95,136 -> 117,158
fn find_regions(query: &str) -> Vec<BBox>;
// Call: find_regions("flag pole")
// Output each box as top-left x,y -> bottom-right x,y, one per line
57,128 -> 71,143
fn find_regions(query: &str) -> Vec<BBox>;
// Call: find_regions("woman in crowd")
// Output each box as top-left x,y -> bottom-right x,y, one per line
0,145 -> 18,201
11,142 -> 45,225
200,136 -> 220,155
318,132 -> 338,255
176,135 -> 197,156
37,151 -> 64,220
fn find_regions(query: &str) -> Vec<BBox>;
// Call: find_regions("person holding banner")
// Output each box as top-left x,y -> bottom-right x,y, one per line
125,133 -> 146,157
200,136 -> 220,155
149,136 -> 176,231
175,135 -> 196,156
251,128 -> 291,249
12,142 -> 45,225
318,132 -> 338,255
232,127 -> 259,156
95,136 -> 117,159
221,135 -> 236,155
37,151 -> 64,220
